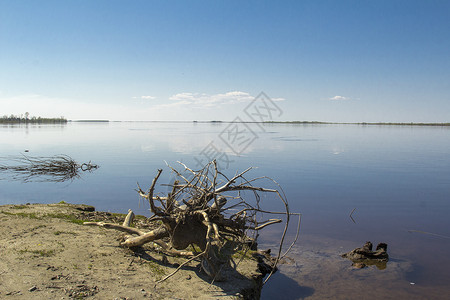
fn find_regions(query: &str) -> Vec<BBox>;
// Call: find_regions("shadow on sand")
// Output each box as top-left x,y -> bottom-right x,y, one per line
131,246 -> 274,298
261,271 -> 314,300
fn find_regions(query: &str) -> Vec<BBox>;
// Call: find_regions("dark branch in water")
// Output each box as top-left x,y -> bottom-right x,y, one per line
0,155 -> 98,182
349,207 -> 357,223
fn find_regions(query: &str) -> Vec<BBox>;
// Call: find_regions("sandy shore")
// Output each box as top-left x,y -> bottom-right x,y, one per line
0,203 -> 268,299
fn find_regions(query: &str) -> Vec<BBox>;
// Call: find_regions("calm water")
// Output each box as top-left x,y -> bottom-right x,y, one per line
1,122 -> 449,299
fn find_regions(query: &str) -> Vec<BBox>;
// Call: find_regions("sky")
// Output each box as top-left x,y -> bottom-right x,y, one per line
1,0 -> 449,122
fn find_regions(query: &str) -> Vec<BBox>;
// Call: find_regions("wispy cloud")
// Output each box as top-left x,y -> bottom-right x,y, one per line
133,95 -> 156,100
168,91 -> 254,108
272,97 -> 285,102
169,92 -> 197,101
329,95 -> 350,101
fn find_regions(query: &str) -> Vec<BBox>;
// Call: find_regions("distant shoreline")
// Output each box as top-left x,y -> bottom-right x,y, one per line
69,120 -> 110,123
74,120 -> 450,126
183,120 -> 450,126
3,118 -> 448,126
264,121 -> 450,126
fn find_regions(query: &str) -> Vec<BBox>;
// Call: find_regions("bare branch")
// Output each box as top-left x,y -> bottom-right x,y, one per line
156,251 -> 206,284
84,222 -> 144,236
214,167 -> 254,193
121,227 -> 169,248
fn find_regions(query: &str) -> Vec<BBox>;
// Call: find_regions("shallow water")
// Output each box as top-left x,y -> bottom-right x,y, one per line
1,122 -> 449,299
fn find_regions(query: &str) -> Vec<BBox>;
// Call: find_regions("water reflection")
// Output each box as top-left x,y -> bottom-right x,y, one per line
1,122 -> 450,299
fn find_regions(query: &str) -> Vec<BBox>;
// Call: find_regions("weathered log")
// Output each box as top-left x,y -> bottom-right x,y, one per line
120,227 -> 169,248
152,240 -> 194,257
84,222 -> 144,236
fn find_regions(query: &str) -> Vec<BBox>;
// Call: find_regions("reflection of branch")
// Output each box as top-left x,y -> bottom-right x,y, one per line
0,155 -> 98,182
349,208 -> 356,224
407,230 -> 450,239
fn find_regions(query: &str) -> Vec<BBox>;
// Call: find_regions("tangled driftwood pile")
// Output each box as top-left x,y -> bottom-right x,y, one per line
85,160 -> 300,283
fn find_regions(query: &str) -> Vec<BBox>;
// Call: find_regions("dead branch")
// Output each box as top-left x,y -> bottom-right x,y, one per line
156,251 -> 206,284
84,222 -> 145,236
120,227 -> 169,248
152,240 -> 195,257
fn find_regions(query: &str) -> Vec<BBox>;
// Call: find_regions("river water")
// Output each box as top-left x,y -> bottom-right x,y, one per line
1,122 -> 449,299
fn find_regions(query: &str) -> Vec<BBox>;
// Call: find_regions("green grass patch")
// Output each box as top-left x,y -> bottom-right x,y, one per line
1,210 -> 93,224
232,249 -> 257,260
1,211 -> 41,219
10,205 -> 28,210
190,244 -> 203,253
16,212 -> 40,219
146,261 -> 166,276
45,213 -> 87,224
18,249 -> 56,257
1,207 -> 152,228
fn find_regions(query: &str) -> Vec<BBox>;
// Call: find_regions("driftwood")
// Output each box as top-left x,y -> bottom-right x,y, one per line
341,241 -> 389,269
84,160 -> 300,283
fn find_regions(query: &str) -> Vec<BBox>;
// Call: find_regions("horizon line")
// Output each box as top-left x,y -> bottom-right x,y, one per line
68,120 -> 450,126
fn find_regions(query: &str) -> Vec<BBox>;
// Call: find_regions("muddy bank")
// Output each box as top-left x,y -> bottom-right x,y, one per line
0,203 -> 270,299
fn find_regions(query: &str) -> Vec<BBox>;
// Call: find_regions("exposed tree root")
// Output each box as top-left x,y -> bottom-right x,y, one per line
84,160 -> 300,283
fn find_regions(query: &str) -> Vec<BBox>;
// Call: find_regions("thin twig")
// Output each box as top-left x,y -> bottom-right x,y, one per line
156,251 -> 205,284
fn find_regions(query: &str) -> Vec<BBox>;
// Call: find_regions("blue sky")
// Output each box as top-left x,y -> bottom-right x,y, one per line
1,0 -> 449,122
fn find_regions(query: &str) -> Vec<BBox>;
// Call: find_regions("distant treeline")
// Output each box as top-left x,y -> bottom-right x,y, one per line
0,113 -> 67,124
